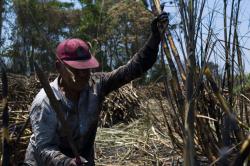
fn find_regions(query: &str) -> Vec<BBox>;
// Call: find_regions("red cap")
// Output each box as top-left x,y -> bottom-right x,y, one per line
56,38 -> 99,69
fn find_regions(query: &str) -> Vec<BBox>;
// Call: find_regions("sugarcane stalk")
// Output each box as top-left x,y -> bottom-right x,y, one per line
196,116 -> 217,161
162,41 -> 185,118
230,0 -> 241,113
1,69 -> 9,166
178,0 -> 189,44
222,0 -> 229,90
204,67 -> 249,131
166,28 -> 186,82
236,30 -> 248,125
231,134 -> 250,166
183,59 -> 196,166
230,8 -> 243,144
237,47 -> 244,123
182,0 -> 197,165
153,0 -> 161,14
152,0 -> 186,83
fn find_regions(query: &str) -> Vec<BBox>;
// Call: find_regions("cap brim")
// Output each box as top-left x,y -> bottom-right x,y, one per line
63,56 -> 99,69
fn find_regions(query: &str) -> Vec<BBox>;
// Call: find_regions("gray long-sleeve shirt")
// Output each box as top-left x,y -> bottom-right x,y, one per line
25,34 -> 160,166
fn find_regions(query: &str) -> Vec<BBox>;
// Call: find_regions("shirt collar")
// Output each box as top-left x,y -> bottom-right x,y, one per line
50,76 -> 62,101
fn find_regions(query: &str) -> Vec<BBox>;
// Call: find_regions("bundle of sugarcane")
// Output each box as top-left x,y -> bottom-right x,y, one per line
100,84 -> 142,127
0,73 -> 57,113
141,0 -> 250,165
1,73 -> 40,111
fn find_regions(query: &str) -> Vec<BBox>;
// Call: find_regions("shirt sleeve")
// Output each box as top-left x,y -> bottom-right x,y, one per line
100,34 -> 160,97
30,101 -> 72,166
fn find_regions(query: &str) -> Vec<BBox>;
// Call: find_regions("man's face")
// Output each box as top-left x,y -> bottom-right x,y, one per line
57,62 -> 91,91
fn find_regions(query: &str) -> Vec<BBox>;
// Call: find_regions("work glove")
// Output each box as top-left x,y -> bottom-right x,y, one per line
69,156 -> 88,166
151,12 -> 169,38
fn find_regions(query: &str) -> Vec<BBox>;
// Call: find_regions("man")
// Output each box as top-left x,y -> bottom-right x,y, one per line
24,13 -> 168,166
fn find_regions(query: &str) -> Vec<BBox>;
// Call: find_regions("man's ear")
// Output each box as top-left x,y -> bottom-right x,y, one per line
55,60 -> 61,70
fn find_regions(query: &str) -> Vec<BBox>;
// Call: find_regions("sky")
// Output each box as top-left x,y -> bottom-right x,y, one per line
204,0 -> 250,73
160,0 -> 250,73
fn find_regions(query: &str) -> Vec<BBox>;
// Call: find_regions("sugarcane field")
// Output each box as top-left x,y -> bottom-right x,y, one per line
1,0 -> 250,165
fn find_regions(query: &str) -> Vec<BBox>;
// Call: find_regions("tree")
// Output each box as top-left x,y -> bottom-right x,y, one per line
9,0 -> 81,74
102,0 -> 153,70
0,0 -> 4,44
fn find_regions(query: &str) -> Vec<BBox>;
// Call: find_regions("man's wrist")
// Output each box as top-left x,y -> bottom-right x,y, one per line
146,33 -> 161,50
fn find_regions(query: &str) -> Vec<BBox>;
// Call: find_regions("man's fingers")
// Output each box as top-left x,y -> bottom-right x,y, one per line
158,12 -> 168,17
158,13 -> 169,23
79,156 -> 88,163
157,14 -> 168,25
69,157 -> 88,166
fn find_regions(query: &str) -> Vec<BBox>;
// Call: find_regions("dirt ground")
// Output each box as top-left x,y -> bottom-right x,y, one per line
95,99 -> 182,166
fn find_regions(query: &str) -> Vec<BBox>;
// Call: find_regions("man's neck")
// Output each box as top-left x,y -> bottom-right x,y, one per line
58,78 -> 80,102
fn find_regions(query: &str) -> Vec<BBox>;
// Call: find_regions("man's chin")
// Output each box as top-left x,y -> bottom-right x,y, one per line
71,84 -> 87,91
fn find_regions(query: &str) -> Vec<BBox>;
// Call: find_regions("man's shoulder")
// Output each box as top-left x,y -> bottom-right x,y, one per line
90,72 -> 107,83
91,72 -> 106,77
31,78 -> 59,108
31,88 -> 49,108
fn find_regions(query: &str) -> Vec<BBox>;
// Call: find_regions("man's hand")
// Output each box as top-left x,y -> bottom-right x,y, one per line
151,12 -> 169,38
69,156 -> 88,166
